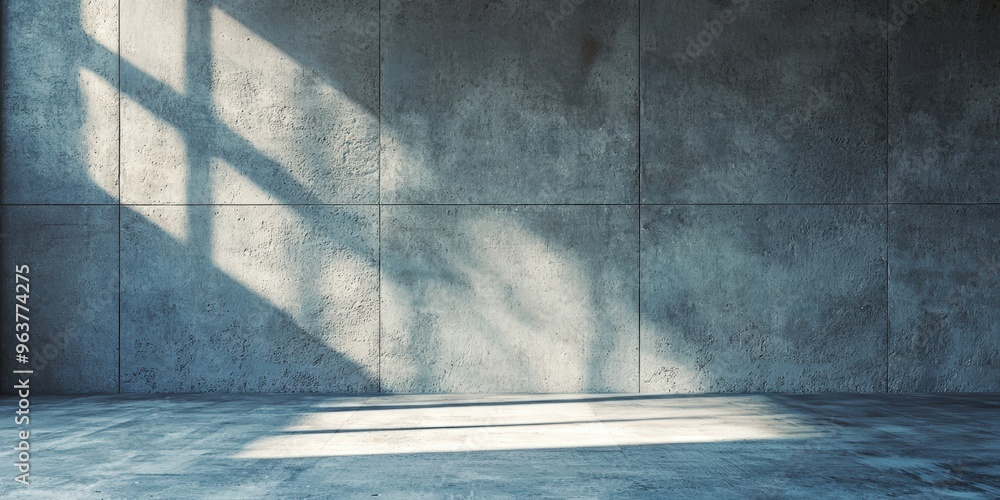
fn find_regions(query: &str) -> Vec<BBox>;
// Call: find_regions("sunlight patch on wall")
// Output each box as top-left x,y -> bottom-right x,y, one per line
210,157 -> 277,205
78,67 -> 119,200
209,203 -> 306,316
80,0 -> 117,54
120,0 -> 186,94
210,6 -> 377,203
119,92 -> 188,204
207,202 -> 378,372
455,212 -> 598,387
381,210 -> 607,392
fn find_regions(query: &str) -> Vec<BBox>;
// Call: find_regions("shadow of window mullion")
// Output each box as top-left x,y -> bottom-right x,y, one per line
185,0 -> 214,259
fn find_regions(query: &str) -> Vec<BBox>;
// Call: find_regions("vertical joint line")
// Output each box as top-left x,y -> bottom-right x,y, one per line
884,0 -> 891,393
117,0 -> 123,394
377,0 -> 383,395
636,0 -> 642,394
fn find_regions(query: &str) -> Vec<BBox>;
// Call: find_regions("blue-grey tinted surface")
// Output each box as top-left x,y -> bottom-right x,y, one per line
641,205 -> 887,392
1,0 -> 998,395
1,0 -> 118,204
4,393 -> 998,497
890,205 -> 1000,391
889,0 -> 1000,202
641,0 -> 887,203
381,205 -> 639,392
381,0 -> 638,204
120,205 -> 379,393
0,206 -> 119,393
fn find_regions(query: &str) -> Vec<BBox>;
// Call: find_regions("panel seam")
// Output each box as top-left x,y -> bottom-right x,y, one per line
377,0 -> 383,395
637,0 -> 642,394
884,0 -> 891,394
117,0 -> 122,394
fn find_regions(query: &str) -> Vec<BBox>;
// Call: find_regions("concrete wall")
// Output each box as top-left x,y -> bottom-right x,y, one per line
1,0 -> 997,394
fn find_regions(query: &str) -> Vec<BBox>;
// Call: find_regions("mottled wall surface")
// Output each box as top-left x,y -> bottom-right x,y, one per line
381,0 -> 638,204
640,205 -> 887,392
889,0 -> 1000,202
641,0 -> 887,204
889,206 -> 1000,391
381,205 -> 638,392
886,0 -> 1000,392
0,207 -> 119,393
1,0 -> 997,394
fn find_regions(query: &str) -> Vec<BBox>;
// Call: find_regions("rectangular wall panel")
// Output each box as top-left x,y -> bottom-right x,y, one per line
640,205 -> 887,392
120,205 -> 379,392
380,0 -> 639,204
0,206 -> 119,393
889,0 -> 1000,203
2,0 -> 119,204
381,205 -> 639,392
889,205 -> 1000,391
640,0 -> 886,204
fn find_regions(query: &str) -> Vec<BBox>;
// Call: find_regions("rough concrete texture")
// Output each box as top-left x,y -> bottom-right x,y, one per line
380,0 -> 638,204
120,205 -> 379,392
641,205 -> 887,392
3,393 -> 998,497
640,0 -> 887,203
3,0 -> 1000,395
381,205 -> 638,392
889,205 -> 1000,391
0,206 -> 119,393
120,0 -> 379,205
889,0 -> 1000,203
1,0 -> 119,203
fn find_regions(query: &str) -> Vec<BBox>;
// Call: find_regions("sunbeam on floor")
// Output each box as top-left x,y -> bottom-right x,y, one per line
4,393 -> 999,498
235,394 -> 821,458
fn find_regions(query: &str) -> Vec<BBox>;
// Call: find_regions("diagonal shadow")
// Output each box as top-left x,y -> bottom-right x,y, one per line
119,202 -> 377,392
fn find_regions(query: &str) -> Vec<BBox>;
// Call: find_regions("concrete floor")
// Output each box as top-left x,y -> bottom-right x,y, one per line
1,394 -> 998,498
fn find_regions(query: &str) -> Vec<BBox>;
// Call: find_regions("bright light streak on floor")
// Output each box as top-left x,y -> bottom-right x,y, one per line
6,393 -> 999,498
235,394 -> 821,458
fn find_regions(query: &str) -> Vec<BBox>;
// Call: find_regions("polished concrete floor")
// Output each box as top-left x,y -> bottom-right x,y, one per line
1,393 -> 998,498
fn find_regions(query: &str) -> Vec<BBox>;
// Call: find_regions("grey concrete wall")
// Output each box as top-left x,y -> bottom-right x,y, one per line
381,205 -> 638,392
1,0 -> 997,394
